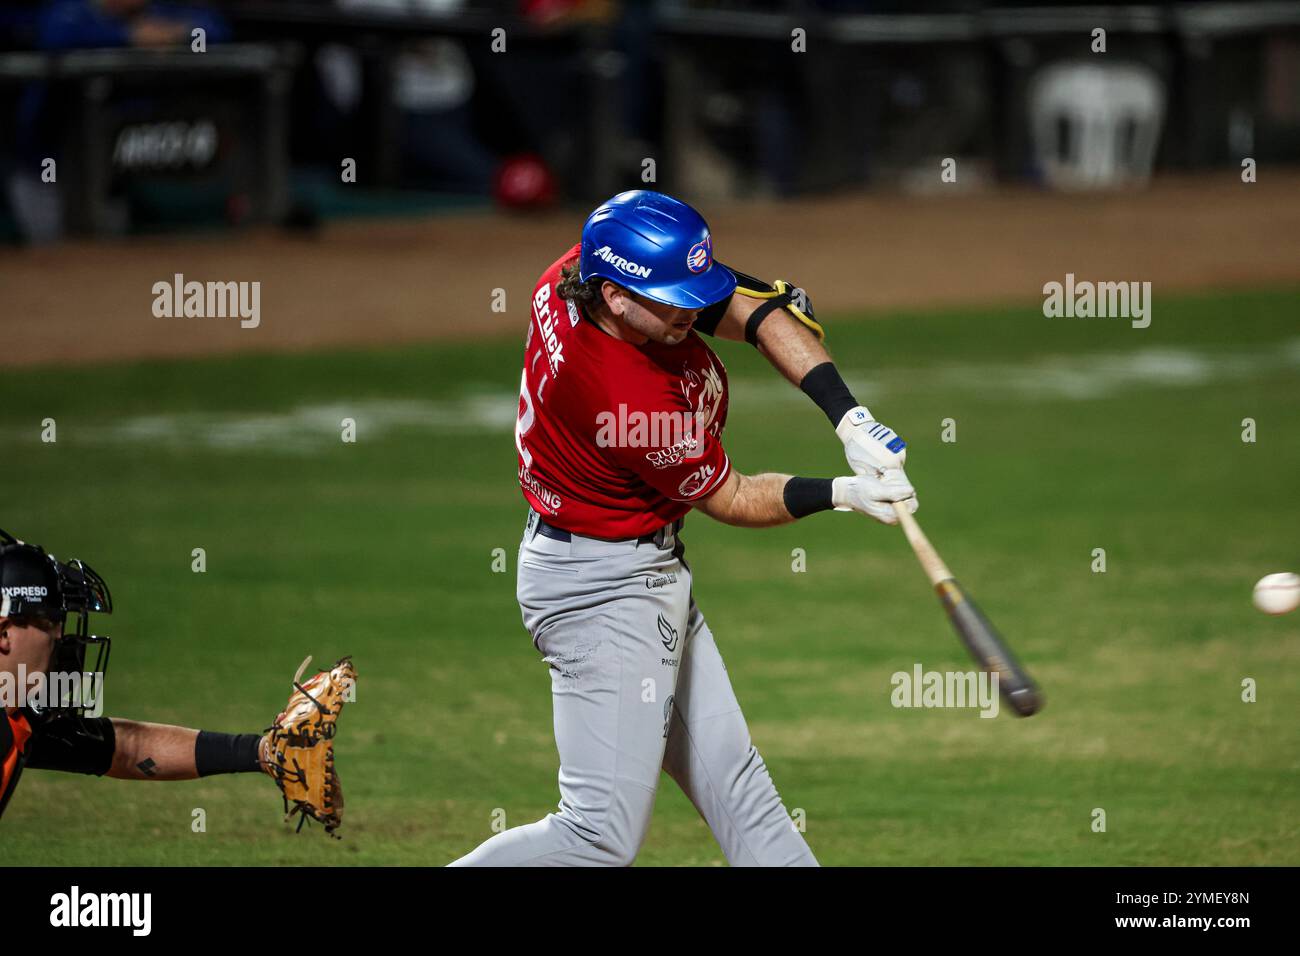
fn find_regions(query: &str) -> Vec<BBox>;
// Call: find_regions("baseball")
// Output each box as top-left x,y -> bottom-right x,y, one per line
1252,572 -> 1300,615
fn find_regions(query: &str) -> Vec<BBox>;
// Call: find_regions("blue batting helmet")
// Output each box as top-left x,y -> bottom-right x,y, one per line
579,191 -> 736,309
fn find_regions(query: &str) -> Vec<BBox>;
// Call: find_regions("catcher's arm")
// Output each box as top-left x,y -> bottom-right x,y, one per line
25,714 -> 266,780
108,720 -> 269,780
108,721 -> 201,779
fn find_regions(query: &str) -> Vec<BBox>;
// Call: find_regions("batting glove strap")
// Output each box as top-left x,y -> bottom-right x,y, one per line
835,405 -> 876,442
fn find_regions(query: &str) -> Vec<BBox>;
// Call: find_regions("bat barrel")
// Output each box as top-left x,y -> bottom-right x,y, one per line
890,502 -> 1043,717
936,578 -> 1044,718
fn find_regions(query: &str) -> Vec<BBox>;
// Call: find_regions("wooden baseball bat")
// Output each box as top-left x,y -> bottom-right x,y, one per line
892,501 -> 1044,717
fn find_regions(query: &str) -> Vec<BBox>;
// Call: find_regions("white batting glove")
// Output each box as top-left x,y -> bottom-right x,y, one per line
831,470 -> 918,526
837,405 -> 908,476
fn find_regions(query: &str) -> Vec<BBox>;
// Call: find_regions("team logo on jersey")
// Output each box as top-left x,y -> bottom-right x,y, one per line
680,362 -> 725,437
644,433 -> 700,469
677,464 -> 716,498
657,613 -> 680,653
685,234 -> 713,274
592,245 -> 653,279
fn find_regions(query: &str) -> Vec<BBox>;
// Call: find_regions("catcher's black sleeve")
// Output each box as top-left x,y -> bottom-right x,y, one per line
195,731 -> 262,776
23,712 -> 116,776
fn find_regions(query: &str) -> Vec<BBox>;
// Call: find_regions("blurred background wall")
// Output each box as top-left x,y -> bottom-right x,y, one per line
1,0 -> 1298,241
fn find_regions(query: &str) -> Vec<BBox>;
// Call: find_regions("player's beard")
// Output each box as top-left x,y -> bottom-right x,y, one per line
624,302 -> 695,346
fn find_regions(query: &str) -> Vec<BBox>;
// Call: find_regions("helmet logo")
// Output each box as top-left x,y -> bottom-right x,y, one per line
686,235 -> 712,274
1,585 -> 48,599
592,245 -> 653,278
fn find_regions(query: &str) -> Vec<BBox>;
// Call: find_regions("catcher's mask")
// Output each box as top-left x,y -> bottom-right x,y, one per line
0,528 -> 113,715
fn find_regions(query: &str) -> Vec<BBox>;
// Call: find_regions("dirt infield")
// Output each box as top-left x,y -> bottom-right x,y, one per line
4,172 -> 1299,368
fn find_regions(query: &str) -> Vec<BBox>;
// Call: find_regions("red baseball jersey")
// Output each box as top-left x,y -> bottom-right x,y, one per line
516,243 -> 731,539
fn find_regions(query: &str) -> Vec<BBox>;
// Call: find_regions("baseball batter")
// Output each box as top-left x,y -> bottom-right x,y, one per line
451,190 -> 917,867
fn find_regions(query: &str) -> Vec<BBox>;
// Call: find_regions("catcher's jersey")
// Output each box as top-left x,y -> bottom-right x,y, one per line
516,243 -> 732,539
0,710 -> 33,818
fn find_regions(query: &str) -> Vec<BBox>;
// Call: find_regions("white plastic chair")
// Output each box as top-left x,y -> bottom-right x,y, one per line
1029,62 -> 1166,189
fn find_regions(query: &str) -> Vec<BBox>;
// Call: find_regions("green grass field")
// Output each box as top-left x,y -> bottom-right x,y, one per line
2,286 -> 1297,866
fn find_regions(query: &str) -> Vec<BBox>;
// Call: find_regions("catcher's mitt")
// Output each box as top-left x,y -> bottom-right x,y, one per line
260,655 -> 356,838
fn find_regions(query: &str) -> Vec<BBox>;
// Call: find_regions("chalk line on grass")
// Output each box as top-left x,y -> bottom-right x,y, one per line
5,340 -> 1293,453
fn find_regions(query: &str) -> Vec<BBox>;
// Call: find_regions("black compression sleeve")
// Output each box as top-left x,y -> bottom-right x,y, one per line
194,731 -> 262,776
799,362 -> 859,426
694,293 -> 732,336
783,477 -> 835,518
23,715 -> 115,775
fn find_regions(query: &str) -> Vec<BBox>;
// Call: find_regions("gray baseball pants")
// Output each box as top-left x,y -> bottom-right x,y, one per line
449,511 -> 817,867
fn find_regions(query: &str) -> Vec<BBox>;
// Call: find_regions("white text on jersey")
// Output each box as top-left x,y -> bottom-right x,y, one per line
532,284 -> 566,377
